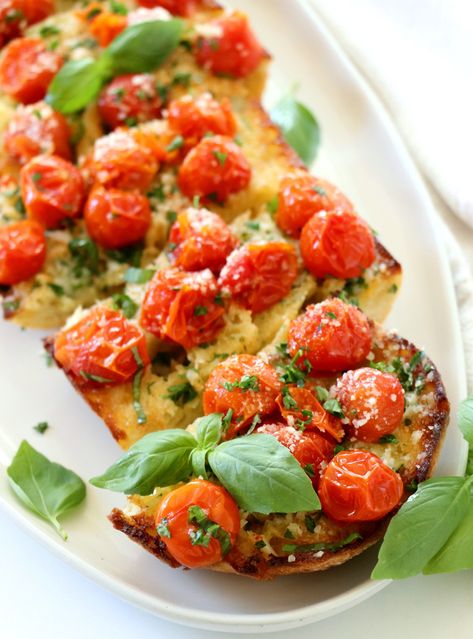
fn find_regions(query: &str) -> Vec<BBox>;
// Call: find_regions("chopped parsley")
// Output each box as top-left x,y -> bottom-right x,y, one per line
281,385 -> 298,409
255,540 -> 266,549
194,305 -> 208,316
47,283 -> 65,297
379,434 -> 398,444
304,514 -> 319,533
222,409 -> 233,432
106,243 -> 143,266
172,71 -> 192,87
222,375 -> 259,392
322,398 -> 344,418
371,351 -> 424,393
39,25 -> 60,37
132,369 -> 147,425
123,267 -> 155,284
33,421 -> 49,434
266,195 -> 279,215
278,348 -> 308,386
157,518 -> 171,538
80,371 -> 113,384
214,292 -> 224,306
313,185 -> 327,197
212,150 -> 227,166
187,505 -> 232,556
112,293 -> 138,319
325,311 -> 337,320
110,0 -> 128,14
166,135 -> 184,152
125,116 -> 137,127
284,528 -> 295,539
147,184 -> 165,201
315,386 -> 329,403
165,382 -> 197,406
282,532 -> 362,554
193,195 -> 201,208
69,237 -> 99,276
388,283 -> 398,294
245,221 -> 260,231
166,210 -> 177,223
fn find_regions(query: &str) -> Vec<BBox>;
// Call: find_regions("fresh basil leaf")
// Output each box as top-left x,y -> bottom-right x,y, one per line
103,19 -> 183,75
372,476 -> 472,579
90,429 -> 197,495
423,500 -> 473,574
282,532 -> 362,554
195,413 -> 223,450
46,58 -> 105,114
7,440 -> 86,540
208,434 -> 320,514
458,397 -> 473,456
270,95 -> 320,166
190,448 -> 208,480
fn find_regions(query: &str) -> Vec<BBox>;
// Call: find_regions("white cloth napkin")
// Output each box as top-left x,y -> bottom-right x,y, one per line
312,0 -> 473,229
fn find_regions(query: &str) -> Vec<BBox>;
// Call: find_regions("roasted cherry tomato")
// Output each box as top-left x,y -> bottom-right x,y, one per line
0,0 -> 25,46
276,386 -> 344,442
84,186 -> 151,249
98,74 -> 163,130
156,479 -> 240,569
218,241 -> 298,314
0,38 -> 62,104
287,298 -> 372,373
0,220 -> 46,285
16,0 -> 53,24
195,10 -> 265,78
300,209 -> 376,280
140,267 -> 224,349
257,422 -> 335,488
88,129 -> 158,191
54,306 -> 150,386
20,155 -> 85,229
319,450 -> 404,522
168,207 -> 237,273
276,172 -> 353,238
136,0 -> 208,15
334,367 -> 404,443
4,101 -> 72,165
178,135 -> 251,202
203,354 -> 282,437
89,11 -> 127,46
167,93 -> 236,146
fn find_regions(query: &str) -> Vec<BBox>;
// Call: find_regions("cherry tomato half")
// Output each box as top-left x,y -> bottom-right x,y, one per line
20,155 -> 85,229
84,186 -> 151,249
195,10 -> 265,78
287,298 -> 372,373
257,422 -> 335,488
276,171 -> 353,238
98,74 -> 163,130
203,354 -> 282,437
17,0 -> 53,24
319,450 -> 404,522
88,129 -> 158,191
178,135 -> 251,202
168,207 -> 237,274
334,367 -> 404,443
156,479 -> 240,569
89,11 -> 127,46
0,219 -> 46,285
167,93 -> 236,146
276,385 -> 344,442
54,306 -> 150,386
140,267 -> 225,350
0,38 -> 62,104
136,0 -> 208,15
218,241 -> 298,314
300,209 -> 376,280
4,101 -> 72,165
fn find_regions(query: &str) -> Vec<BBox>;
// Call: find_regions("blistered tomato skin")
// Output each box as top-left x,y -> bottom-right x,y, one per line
20,155 -> 85,229
168,207 -> 237,274
300,209 -> 376,280
287,298 -> 372,373
203,354 -> 282,437
88,129 -> 158,191
4,101 -> 72,165
319,450 -> 404,522
276,172 -> 353,238
0,38 -> 62,104
178,135 -> 251,202
98,74 -> 163,130
84,186 -> 151,249
54,306 -> 150,386
167,93 -> 236,145
257,422 -> 335,488
140,267 -> 225,350
218,241 -> 298,314
195,10 -> 265,78
0,220 -> 46,285
334,367 -> 405,443
156,480 -> 241,569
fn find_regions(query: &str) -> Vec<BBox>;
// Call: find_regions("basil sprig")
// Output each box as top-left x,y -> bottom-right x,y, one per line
372,396 -> 473,579
47,19 -> 183,114
7,440 -> 86,540
270,94 -> 320,166
91,413 -> 320,514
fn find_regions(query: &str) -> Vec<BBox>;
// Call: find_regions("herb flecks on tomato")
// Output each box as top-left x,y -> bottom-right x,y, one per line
276,171 -> 353,238
20,155 -> 85,229
168,206 -> 237,273
4,101 -> 72,165
54,306 -> 150,386
98,74 -> 163,130
203,354 -> 282,438
167,93 -> 236,146
334,367 -> 404,443
319,449 -> 403,522
0,37 -> 62,104
300,209 -> 376,280
84,186 -> 151,249
178,135 -> 251,202
195,10 -> 265,78
140,267 -> 225,349
156,479 -> 240,569
218,241 -> 298,314
287,298 -> 372,373
0,220 -> 46,285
